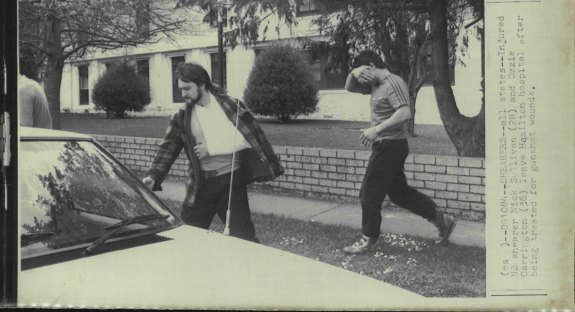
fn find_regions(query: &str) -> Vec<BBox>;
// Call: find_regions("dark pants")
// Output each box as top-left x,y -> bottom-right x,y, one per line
184,170 -> 258,242
360,139 -> 437,238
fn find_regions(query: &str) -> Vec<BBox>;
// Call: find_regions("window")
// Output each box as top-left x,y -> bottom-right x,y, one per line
135,2 -> 150,38
210,53 -> 227,89
324,50 -> 348,89
254,46 -> 347,90
136,59 -> 150,90
302,47 -> 348,90
78,65 -> 89,105
20,140 -> 180,261
296,0 -> 318,16
303,48 -> 321,85
171,56 -> 185,103
105,62 -> 119,71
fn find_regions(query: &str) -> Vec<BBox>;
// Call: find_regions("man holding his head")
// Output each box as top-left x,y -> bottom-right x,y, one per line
343,51 -> 456,254
143,63 -> 283,242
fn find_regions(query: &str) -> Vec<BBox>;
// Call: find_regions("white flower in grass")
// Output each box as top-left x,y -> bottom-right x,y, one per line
340,256 -> 354,269
375,253 -> 399,261
280,236 -> 304,246
406,258 -> 417,266
383,268 -> 394,275
381,233 -> 430,252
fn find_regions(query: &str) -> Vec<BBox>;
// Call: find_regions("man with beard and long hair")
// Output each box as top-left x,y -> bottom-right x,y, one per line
143,63 -> 283,242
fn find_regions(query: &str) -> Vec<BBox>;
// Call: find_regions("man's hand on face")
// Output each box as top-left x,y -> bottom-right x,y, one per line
352,65 -> 375,84
193,142 -> 209,159
359,127 -> 380,148
351,65 -> 369,78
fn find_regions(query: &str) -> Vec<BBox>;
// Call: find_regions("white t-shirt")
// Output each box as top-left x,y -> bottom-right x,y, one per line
18,74 -> 52,129
192,94 -> 251,156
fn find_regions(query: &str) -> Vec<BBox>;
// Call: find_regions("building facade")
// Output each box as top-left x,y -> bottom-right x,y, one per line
59,1 -> 483,126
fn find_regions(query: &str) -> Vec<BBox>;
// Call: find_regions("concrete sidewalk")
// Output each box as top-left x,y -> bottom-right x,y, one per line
155,180 -> 485,248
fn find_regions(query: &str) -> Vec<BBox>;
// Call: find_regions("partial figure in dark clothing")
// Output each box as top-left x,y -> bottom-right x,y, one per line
343,51 -> 456,254
143,63 -> 283,242
19,50 -> 52,129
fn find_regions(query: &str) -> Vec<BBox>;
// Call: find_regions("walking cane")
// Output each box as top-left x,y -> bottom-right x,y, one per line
223,100 -> 241,236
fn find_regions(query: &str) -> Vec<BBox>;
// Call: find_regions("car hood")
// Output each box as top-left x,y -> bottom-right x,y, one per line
19,225 -> 429,310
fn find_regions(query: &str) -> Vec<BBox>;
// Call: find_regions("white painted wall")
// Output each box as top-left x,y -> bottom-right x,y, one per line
61,60 -> 100,113
59,5 -> 483,126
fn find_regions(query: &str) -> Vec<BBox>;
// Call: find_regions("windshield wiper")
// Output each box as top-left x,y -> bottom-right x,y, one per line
83,214 -> 169,256
21,232 -> 55,246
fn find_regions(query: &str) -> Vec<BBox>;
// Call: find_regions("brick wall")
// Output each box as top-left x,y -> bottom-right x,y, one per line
93,135 -> 485,221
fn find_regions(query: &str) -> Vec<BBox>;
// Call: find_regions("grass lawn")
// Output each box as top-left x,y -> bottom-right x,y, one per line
164,199 -> 485,298
61,114 -> 458,155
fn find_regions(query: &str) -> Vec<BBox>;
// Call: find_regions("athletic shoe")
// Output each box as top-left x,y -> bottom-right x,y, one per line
343,235 -> 378,254
432,211 -> 456,244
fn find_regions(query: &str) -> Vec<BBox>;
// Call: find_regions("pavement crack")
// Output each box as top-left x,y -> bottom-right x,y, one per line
307,203 -> 346,220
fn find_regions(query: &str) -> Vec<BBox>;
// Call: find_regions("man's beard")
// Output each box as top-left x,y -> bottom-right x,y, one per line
185,88 -> 204,107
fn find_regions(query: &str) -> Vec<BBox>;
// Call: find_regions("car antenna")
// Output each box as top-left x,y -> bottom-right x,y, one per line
223,99 -> 241,236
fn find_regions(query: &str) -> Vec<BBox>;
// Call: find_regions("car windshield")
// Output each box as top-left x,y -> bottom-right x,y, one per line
20,139 -> 182,259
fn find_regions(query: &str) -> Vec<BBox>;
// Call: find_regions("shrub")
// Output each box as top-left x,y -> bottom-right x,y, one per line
92,62 -> 151,118
244,45 -> 319,122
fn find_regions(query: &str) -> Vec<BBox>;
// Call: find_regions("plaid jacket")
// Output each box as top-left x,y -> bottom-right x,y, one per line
146,86 -> 284,211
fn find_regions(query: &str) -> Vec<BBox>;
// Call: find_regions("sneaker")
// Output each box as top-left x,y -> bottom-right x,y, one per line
343,235 -> 378,254
432,211 -> 456,245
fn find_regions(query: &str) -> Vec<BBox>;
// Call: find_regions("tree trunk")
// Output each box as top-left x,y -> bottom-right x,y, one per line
407,73 -> 419,137
407,90 -> 417,136
407,37 -> 426,137
428,0 -> 484,157
43,12 -> 64,130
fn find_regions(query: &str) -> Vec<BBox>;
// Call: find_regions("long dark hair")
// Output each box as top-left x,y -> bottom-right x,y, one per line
175,63 -> 213,91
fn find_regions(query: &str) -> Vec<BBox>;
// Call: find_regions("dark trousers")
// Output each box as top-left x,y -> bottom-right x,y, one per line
183,170 -> 258,242
360,139 -> 437,238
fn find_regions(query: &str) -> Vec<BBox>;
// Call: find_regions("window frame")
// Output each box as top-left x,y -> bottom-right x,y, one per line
78,65 -> 89,106
301,46 -> 348,91
104,62 -> 120,72
210,52 -> 227,89
171,55 -> 186,103
135,2 -> 151,38
136,59 -> 150,91
296,0 -> 319,17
